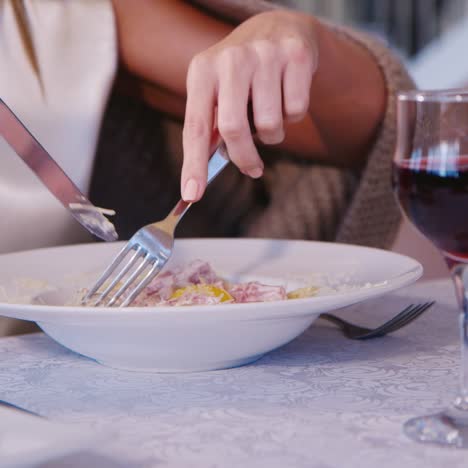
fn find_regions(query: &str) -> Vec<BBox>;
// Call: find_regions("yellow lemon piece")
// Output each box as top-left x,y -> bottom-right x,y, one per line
287,286 -> 319,299
170,284 -> 233,302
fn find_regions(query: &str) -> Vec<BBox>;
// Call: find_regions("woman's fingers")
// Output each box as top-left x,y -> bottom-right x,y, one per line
216,48 -> 264,178
282,39 -> 315,122
251,41 -> 284,145
181,56 -> 216,202
182,33 -> 316,202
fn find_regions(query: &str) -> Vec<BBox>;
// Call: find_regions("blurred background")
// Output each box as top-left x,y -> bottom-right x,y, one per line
279,0 -> 468,90
278,0 -> 468,278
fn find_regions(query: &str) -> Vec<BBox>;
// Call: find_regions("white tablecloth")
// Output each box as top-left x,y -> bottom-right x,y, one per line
0,278 -> 466,468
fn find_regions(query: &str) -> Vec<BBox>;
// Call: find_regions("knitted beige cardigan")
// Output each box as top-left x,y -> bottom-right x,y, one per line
89,0 -> 414,249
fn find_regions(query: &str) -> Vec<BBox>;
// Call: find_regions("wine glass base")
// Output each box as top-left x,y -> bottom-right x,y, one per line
404,407 -> 468,448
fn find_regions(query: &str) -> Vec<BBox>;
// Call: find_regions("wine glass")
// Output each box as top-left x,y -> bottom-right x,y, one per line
393,89 -> 468,447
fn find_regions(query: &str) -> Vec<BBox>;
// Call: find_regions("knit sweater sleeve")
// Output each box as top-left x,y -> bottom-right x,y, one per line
329,24 -> 415,247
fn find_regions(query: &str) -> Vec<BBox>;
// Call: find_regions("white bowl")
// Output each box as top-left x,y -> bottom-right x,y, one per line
0,239 -> 422,372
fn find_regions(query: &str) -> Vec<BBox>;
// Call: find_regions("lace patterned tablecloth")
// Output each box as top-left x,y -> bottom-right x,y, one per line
0,279 -> 466,468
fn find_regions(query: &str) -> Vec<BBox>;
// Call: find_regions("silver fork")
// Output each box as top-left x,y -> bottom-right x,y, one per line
319,301 -> 435,340
82,144 -> 230,307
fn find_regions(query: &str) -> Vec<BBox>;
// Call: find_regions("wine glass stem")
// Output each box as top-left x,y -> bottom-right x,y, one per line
451,263 -> 468,409
462,313 -> 468,402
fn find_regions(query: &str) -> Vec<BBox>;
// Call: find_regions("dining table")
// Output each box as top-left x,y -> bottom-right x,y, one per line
0,277 -> 466,468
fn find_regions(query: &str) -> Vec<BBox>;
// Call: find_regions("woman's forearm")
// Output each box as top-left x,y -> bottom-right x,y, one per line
112,0 -> 229,97
111,0 -> 386,167
310,19 -> 386,166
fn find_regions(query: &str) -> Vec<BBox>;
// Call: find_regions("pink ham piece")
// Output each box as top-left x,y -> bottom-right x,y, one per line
227,282 -> 287,303
132,260 -> 222,306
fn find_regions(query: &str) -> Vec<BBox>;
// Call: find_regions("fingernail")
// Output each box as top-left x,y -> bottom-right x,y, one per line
247,167 -> 263,179
183,178 -> 199,201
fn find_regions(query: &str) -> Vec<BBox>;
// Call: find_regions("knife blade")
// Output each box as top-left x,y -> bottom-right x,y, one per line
0,99 -> 118,242
0,399 -> 42,418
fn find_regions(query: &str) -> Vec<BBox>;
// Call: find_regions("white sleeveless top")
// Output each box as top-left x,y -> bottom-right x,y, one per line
0,0 -> 116,253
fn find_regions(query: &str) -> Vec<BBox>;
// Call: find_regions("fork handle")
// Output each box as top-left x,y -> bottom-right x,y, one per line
167,143 -> 230,227
207,143 -> 230,184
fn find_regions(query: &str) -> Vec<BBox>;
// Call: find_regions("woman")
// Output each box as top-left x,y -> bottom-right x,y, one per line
0,0 -> 412,335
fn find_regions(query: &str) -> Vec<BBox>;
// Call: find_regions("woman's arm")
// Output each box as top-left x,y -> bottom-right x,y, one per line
111,0 -> 386,200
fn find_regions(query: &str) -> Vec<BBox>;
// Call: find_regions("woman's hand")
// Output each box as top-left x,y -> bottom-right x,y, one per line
181,10 -> 318,202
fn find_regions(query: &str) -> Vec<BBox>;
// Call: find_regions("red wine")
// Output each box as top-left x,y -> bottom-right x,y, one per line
393,157 -> 468,261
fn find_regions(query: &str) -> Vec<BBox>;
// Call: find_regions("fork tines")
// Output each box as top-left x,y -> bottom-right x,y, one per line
359,301 -> 435,339
82,244 -> 163,307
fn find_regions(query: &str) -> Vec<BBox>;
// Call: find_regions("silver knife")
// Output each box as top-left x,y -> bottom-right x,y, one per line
0,99 -> 118,242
